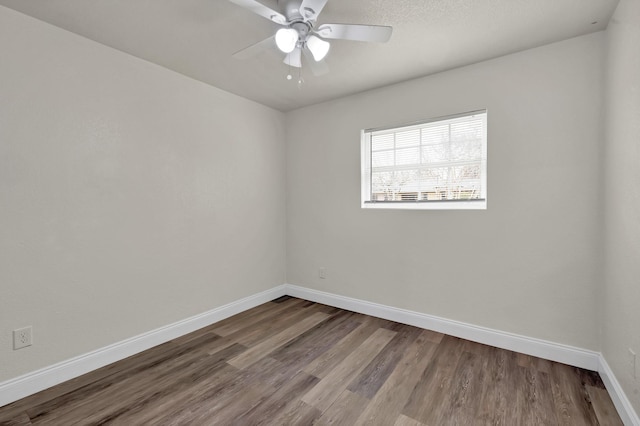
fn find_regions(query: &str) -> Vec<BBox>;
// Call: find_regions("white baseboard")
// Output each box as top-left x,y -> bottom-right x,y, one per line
2,283 -> 637,424
284,284 -> 600,370
598,356 -> 640,426
0,285 -> 288,408
285,284 -> 640,424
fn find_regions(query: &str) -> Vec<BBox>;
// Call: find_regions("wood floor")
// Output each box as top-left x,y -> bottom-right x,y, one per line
0,297 -> 624,425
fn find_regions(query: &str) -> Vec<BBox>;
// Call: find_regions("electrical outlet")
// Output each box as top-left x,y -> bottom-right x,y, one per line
13,326 -> 33,350
319,267 -> 326,279
629,348 -> 637,379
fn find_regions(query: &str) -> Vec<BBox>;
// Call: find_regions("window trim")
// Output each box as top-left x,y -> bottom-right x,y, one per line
361,110 -> 487,210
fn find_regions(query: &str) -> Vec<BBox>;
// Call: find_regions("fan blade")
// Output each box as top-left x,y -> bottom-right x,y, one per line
316,24 -> 392,42
303,47 -> 329,76
299,0 -> 328,22
228,0 -> 287,25
283,48 -> 302,67
233,35 -> 276,60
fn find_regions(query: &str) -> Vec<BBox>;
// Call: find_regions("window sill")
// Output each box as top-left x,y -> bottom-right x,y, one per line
361,200 -> 487,210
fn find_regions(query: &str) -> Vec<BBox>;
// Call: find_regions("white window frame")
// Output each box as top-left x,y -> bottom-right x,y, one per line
361,110 -> 487,210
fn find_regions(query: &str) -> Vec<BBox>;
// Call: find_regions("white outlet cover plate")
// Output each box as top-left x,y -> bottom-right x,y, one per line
13,326 -> 33,350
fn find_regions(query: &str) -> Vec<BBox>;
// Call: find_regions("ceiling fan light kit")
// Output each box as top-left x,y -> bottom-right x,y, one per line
284,46 -> 302,67
229,0 -> 392,79
306,35 -> 330,61
275,28 -> 298,53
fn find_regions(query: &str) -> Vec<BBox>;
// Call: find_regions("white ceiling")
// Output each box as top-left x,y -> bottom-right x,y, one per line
0,0 -> 619,111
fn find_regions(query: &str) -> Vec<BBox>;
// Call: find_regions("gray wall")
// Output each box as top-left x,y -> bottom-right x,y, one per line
4,2 -> 639,415
603,0 -> 640,413
0,6 -> 286,382
286,33 -> 605,351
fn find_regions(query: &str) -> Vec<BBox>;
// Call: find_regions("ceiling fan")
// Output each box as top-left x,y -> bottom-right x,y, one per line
228,0 -> 393,77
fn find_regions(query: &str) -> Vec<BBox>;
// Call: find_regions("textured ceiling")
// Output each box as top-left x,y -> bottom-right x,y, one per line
0,0 -> 619,111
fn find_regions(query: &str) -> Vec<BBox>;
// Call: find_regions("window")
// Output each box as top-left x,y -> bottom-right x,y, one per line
361,110 -> 487,210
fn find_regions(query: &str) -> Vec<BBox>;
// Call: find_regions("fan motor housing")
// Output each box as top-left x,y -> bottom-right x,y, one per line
291,21 -> 311,39
279,0 -> 303,22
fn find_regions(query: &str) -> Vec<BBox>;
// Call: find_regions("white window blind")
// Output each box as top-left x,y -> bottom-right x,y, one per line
361,110 -> 487,210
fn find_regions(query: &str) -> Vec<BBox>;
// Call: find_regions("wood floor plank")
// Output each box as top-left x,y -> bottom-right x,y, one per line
422,329 -> 444,343
96,342 -> 245,424
168,379 -> 269,425
516,366 -> 558,425
0,403 -> 31,424
517,352 -> 534,368
586,384 -> 624,426
534,356 -> 553,374
218,299 -> 309,344
0,412 -> 32,426
24,340 -> 201,422
1,339 -> 181,421
270,311 -> 361,371
190,383 -> 269,425
314,390 -> 370,426
29,343 -> 245,425
234,371 -> 319,425
301,327 -> 396,412
303,320 -> 386,378
235,303 -> 329,347
579,368 -> 607,389
394,414 -> 427,426
201,304 -> 327,360
228,311 -> 330,369
550,363 -> 600,426
401,335 -> 466,424
265,400 -> 321,425
133,360 -> 268,425
259,318 -> 362,390
354,330 -> 438,425
347,324 -> 422,399
234,356 -> 293,390
211,297 -> 305,337
0,298 -> 624,425
475,346 -> 519,425
120,364 -> 242,425
435,350 -> 486,424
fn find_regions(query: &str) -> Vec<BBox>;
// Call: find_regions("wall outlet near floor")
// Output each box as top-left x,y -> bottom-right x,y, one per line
319,267 -> 326,279
13,326 -> 33,350
629,348 -> 637,379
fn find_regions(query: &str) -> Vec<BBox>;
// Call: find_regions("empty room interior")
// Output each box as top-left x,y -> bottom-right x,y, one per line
0,0 -> 639,424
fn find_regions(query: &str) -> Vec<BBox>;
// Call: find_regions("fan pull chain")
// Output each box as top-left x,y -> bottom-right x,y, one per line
286,54 -> 293,80
297,66 -> 304,89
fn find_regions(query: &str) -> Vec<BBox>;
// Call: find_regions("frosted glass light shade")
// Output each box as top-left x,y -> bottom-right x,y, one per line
307,35 -> 330,61
284,48 -> 302,67
275,28 -> 298,53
